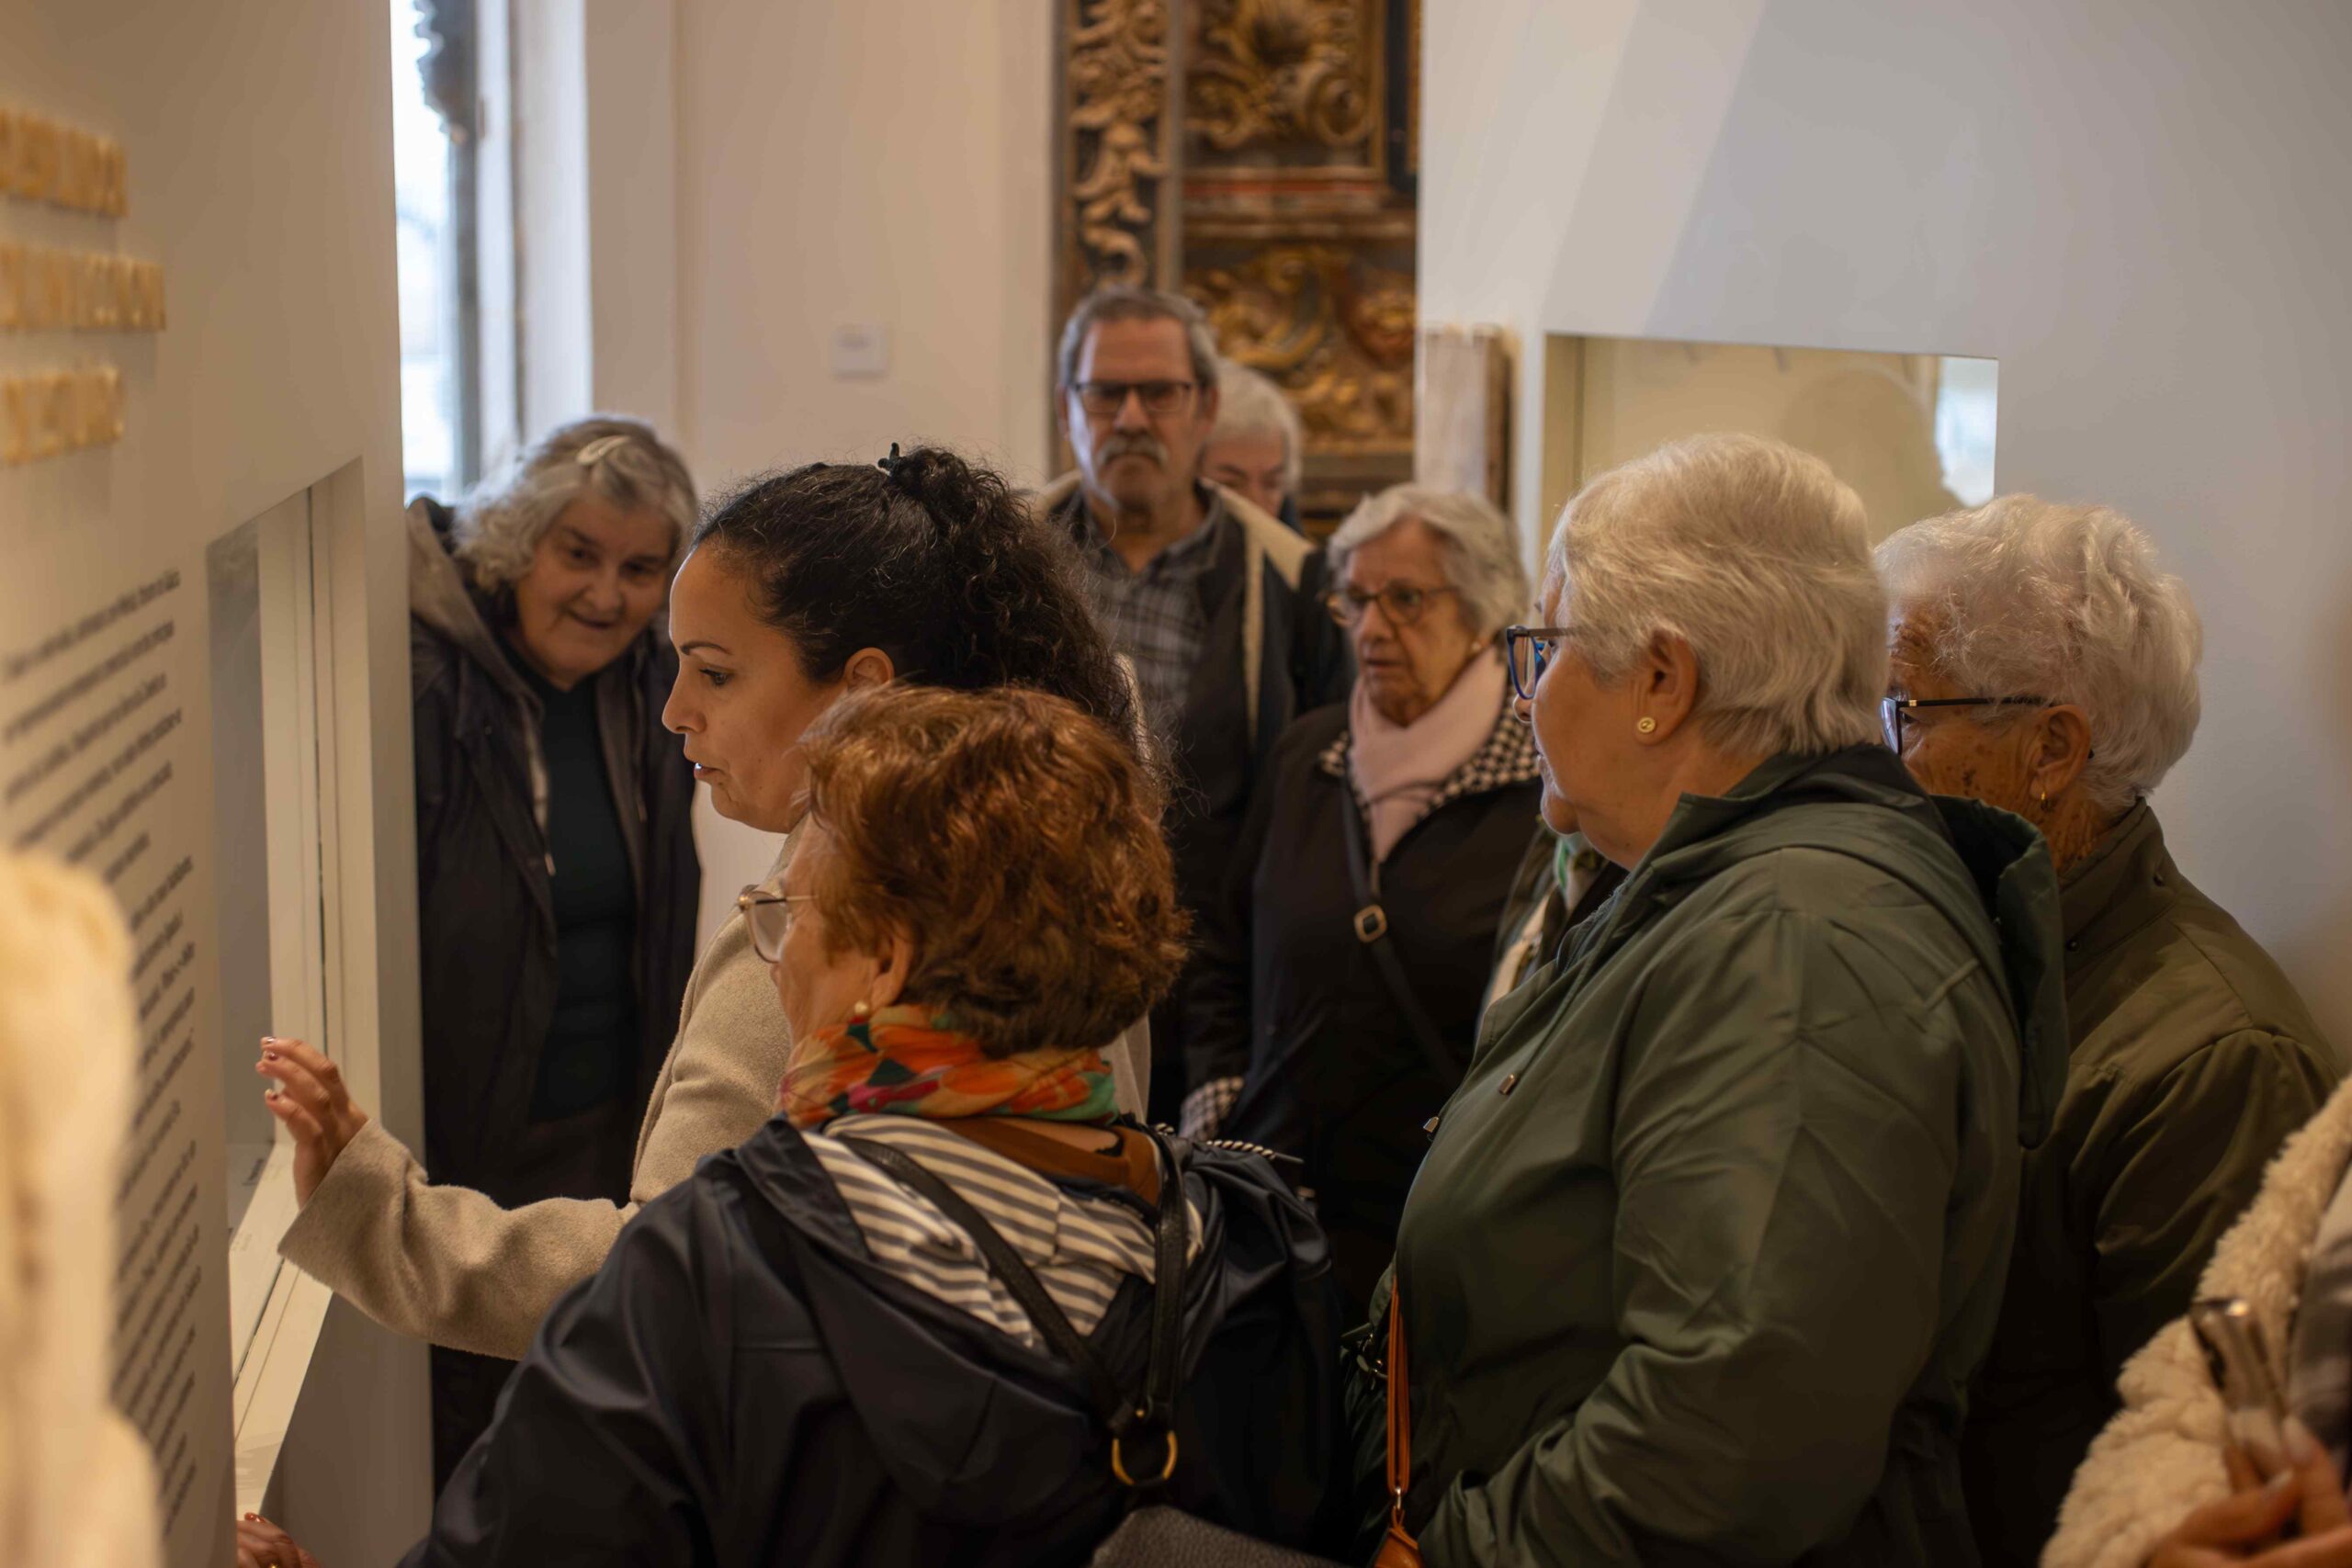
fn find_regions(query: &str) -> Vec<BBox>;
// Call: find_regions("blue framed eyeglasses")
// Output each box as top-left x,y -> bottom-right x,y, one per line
1503,625 -> 1568,703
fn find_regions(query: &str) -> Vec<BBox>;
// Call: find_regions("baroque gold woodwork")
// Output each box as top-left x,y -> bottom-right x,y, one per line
1189,243 -> 1412,453
1060,0 -> 1178,297
1055,0 -> 1421,526
1190,0 -> 1375,158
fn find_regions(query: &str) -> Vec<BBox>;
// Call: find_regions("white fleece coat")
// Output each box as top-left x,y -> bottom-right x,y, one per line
0,852 -> 159,1568
2047,1075 -> 2352,1567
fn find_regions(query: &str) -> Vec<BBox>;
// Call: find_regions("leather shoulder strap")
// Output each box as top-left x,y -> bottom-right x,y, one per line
1340,800 -> 1462,1089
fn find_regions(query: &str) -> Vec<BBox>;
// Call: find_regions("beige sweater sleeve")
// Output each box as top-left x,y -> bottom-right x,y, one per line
277,908 -> 793,1360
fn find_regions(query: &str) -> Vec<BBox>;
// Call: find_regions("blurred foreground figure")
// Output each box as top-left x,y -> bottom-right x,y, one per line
0,852 -> 157,1568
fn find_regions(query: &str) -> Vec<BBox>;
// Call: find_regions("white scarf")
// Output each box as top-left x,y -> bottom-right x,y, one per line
1348,647 -> 1508,862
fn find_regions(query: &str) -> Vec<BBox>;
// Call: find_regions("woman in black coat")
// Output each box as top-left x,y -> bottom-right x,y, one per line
405,415 -> 702,1484
1182,485 -> 1539,1313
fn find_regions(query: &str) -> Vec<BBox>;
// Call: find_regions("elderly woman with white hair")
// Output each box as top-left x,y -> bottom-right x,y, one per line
1875,498 -> 2338,1568
1204,358 -> 1306,529
1179,482 -> 1544,1311
384,414 -> 702,1483
1348,434 -> 2065,1566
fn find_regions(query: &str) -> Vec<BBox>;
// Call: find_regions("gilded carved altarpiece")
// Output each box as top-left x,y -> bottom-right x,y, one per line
1054,0 -> 1419,533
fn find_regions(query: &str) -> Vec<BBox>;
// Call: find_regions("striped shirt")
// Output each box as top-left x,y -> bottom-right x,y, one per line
807,1115 -> 1199,1348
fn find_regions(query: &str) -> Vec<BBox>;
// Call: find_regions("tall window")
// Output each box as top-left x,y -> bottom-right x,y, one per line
391,0 -> 480,502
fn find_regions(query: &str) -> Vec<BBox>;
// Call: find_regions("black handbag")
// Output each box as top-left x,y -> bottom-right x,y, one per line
834,1131 -> 1346,1568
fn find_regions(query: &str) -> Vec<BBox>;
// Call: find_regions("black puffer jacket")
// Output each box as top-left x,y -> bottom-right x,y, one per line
400,1115 -> 1355,1567
406,500 -> 699,1199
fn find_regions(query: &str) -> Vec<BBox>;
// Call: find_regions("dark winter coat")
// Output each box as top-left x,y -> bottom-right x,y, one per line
1354,746 -> 2069,1567
1184,698 -> 1542,1312
406,500 -> 700,1201
1030,474 -> 1353,1118
400,1114 -> 1355,1567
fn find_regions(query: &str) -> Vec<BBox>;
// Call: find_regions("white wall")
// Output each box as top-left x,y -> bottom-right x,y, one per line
0,1 -> 425,1562
648,0 -> 1056,935
1425,0 -> 2352,1038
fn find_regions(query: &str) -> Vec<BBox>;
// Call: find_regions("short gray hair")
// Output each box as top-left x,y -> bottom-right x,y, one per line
1546,434 -> 1884,757
1055,285 -> 1219,394
452,414 -> 697,598
1210,359 -> 1304,492
1331,484 -> 1529,640
1875,495 -> 2202,812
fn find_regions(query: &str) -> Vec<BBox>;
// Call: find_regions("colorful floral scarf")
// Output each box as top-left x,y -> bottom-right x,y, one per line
778,1004 -> 1118,1130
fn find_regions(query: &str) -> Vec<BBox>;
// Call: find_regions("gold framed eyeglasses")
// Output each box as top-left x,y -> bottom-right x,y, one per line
736,886 -> 818,963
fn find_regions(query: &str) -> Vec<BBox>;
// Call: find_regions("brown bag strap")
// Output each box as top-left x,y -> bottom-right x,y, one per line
1385,1280 -> 1416,1546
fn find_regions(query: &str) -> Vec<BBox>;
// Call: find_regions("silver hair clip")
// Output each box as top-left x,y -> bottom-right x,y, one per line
575,434 -> 631,467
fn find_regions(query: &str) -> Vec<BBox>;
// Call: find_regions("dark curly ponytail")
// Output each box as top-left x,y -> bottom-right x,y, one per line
687,446 -> 1144,756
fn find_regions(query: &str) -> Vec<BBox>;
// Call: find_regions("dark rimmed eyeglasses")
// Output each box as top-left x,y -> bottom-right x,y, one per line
1327,583 -> 1463,629
736,885 -> 818,963
1503,625 -> 1569,703
1070,378 -> 1199,417
1880,695 -> 2053,755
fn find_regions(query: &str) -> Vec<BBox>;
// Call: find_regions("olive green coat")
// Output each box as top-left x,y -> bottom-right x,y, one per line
1357,747 -> 2067,1567
1962,804 -> 2338,1564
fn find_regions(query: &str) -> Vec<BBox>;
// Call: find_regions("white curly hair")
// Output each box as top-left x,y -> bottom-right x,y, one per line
451,414 -> 697,600
1875,495 -> 2203,812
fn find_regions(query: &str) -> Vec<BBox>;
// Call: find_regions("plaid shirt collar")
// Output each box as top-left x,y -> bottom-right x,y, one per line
1063,483 -> 1227,575
1318,692 -> 1542,826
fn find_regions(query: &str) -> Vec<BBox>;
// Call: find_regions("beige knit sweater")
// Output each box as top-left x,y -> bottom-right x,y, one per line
2045,1074 -> 2352,1568
278,865 -> 1152,1361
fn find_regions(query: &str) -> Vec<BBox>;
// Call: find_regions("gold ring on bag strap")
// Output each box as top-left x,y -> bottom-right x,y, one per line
1110,1425 -> 1181,1488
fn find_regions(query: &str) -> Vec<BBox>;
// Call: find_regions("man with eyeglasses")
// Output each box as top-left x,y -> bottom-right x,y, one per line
1029,285 -> 1351,1121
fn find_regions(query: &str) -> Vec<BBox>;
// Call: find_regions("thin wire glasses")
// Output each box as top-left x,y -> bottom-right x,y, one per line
736,885 -> 818,963
1071,378 -> 1199,417
1504,625 -> 1569,702
1880,695 -> 2053,754
1327,583 -> 1463,628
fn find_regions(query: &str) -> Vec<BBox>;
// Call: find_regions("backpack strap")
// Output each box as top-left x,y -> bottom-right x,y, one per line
836,1129 -> 1192,1491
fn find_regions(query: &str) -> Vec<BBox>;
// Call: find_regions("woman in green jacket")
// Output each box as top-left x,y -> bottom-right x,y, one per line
1878,498 -> 2338,1566
1357,434 -> 2067,1566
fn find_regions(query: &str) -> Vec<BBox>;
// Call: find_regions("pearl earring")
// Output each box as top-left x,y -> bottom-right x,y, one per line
1636,716 -> 1657,735
851,1000 -> 872,1022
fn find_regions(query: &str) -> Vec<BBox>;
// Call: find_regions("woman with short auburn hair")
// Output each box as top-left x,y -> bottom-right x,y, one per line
401,685 -> 1351,1567
256,445 -> 1158,1479
1351,434 -> 2065,1565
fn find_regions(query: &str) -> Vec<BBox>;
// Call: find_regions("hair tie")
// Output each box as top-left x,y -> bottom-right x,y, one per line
575,434 -> 631,468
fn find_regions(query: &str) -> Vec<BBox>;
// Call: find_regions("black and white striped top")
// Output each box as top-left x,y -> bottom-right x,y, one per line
808,1115 -> 1200,1349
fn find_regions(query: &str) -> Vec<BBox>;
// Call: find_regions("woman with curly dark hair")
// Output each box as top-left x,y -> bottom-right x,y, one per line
401,685 -> 1350,1567
257,446 -> 1158,1388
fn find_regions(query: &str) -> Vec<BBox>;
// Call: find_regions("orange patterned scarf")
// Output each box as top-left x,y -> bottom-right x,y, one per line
778,1005 -> 1118,1130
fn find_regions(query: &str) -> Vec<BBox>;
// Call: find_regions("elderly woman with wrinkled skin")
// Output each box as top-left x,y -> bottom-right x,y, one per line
1351,434 -> 2064,1566
1179,484 -> 1543,1314
1878,498 -> 2340,1568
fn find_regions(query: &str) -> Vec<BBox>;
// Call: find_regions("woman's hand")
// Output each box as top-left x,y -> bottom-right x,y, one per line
255,1037 -> 371,1206
2151,1419 -> 2352,1566
236,1512 -> 322,1568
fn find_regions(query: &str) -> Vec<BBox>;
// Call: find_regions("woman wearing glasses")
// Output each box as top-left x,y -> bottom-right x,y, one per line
1875,498 -> 2337,1568
1353,434 -> 2066,1565
256,446 -> 1155,1377
1179,483 -> 1540,1312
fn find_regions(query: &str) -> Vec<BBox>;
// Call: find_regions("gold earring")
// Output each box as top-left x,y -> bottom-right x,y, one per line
1637,716 -> 1657,735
